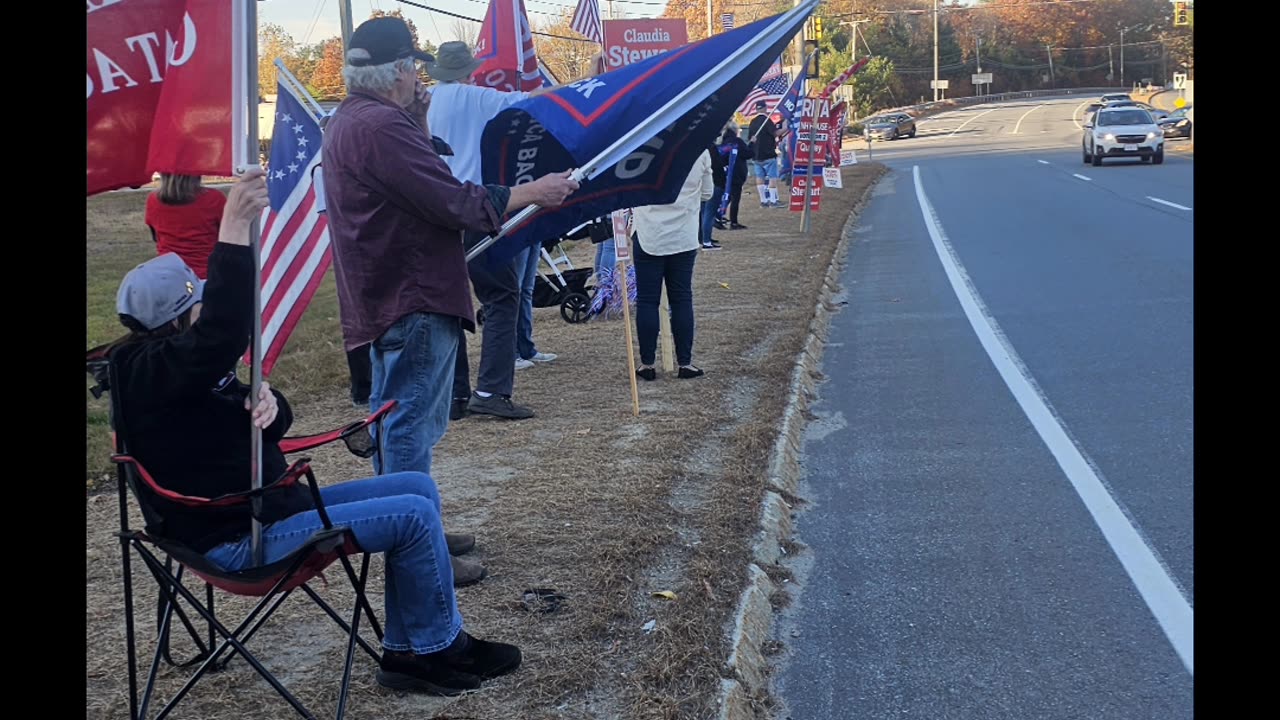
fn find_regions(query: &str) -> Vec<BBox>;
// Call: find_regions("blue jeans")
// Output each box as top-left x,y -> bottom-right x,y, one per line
633,241 -> 697,367
204,471 -> 462,654
594,238 -> 616,276
516,245 -> 539,360
369,312 -> 460,476
700,197 -> 717,244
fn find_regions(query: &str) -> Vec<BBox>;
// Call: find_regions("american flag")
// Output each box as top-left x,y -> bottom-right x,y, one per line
571,0 -> 603,44
721,13 -> 735,30
250,78 -> 331,377
737,70 -> 790,117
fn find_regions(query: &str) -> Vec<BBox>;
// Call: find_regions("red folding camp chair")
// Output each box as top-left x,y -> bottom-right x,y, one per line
88,343 -> 396,720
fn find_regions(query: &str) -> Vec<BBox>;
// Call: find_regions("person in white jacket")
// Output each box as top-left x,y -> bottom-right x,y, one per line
630,149 -> 715,381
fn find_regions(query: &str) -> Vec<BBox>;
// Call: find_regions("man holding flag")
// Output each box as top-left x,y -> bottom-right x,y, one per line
748,99 -> 785,207
321,16 -> 578,586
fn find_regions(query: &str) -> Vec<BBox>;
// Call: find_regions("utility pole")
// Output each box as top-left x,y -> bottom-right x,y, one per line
339,0 -> 354,50
932,0 -> 939,101
975,37 -> 982,97
707,0 -> 713,39
1046,45 -> 1054,88
1108,44 -> 1114,84
1121,28 -> 1127,87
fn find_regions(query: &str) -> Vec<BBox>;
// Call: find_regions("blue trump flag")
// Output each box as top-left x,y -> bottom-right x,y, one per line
472,0 -> 819,269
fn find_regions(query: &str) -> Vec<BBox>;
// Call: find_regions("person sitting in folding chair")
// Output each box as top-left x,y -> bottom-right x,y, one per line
107,168 -> 520,696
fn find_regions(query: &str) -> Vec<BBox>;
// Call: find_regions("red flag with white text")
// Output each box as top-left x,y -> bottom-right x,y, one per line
86,0 -> 236,196
471,0 -> 542,92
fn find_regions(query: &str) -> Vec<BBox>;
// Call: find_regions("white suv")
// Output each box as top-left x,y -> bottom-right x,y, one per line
1083,106 -> 1165,166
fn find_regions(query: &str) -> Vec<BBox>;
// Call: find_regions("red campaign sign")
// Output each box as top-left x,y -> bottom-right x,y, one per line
792,96 -> 833,169
789,174 -> 823,212
602,19 -> 689,70
87,0 -> 235,196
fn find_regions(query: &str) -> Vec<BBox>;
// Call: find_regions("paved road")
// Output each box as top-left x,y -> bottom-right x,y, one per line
773,97 -> 1193,719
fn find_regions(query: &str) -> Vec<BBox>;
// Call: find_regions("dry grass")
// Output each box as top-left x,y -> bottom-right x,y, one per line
85,162 -> 887,720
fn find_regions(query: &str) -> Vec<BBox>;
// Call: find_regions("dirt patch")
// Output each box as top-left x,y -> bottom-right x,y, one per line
85,163 -> 886,719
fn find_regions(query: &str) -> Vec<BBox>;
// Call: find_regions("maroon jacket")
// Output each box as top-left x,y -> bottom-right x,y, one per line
321,91 -> 509,350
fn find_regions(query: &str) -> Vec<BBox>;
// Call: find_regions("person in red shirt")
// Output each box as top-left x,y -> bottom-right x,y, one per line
145,174 -> 227,279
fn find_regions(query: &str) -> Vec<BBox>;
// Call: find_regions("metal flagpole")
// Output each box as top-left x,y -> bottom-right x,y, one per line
465,0 -> 821,264
276,59 -> 325,121
235,0 -> 266,567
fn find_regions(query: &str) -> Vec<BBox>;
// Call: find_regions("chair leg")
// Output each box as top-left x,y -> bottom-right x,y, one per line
212,589 -> 294,672
133,548 -> 317,720
336,555 -> 365,720
150,562 -> 213,670
120,535 -> 141,720
299,584 -> 383,663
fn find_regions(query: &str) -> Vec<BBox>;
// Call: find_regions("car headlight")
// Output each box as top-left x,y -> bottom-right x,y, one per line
1177,119 -> 1189,126
1147,131 -> 1157,139
1102,133 -> 1115,141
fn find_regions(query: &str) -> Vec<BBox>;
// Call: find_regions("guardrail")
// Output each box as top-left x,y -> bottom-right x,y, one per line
869,86 -> 1131,120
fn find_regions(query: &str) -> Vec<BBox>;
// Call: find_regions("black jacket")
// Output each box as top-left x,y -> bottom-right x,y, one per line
110,243 -> 313,554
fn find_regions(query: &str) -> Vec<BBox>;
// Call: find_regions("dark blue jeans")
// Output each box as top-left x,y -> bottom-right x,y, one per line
205,471 -> 462,654
633,240 -> 697,367
700,197 -> 716,245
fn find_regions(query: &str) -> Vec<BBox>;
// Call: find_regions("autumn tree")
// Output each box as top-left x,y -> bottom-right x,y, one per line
310,37 -> 346,101
258,23 -> 297,97
662,0 -> 790,42
533,10 -> 598,83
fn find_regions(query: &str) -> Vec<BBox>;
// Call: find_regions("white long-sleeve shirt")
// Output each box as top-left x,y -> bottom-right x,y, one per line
632,149 -> 715,256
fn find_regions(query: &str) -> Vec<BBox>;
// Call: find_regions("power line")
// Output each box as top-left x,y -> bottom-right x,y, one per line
395,0 -> 595,42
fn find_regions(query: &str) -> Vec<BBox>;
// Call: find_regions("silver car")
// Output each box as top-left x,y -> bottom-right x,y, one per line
863,113 -> 917,141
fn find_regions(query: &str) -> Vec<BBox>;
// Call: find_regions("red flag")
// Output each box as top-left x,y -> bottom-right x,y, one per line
817,57 -> 871,101
472,0 -> 542,92
87,0 -> 235,196
827,100 -> 847,161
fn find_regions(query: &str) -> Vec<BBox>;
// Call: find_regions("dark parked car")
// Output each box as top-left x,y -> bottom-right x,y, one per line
1158,106 -> 1193,139
863,113 -> 917,141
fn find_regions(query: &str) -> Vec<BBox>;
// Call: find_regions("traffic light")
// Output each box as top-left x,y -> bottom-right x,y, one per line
813,16 -> 824,41
1173,1 -> 1189,27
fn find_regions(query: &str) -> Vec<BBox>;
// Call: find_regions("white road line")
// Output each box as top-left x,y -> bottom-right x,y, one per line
1147,196 -> 1192,211
1073,173 -> 1092,181
949,107 -> 997,137
1037,160 -> 1050,165
1072,99 -> 1092,130
1012,103 -> 1046,134
911,165 -> 1194,677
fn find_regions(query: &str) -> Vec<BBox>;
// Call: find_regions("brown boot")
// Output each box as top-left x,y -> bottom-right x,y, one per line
445,532 -> 475,556
451,556 -> 487,587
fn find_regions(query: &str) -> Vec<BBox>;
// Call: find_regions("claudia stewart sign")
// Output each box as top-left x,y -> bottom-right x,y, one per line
87,0 -> 235,195
601,19 -> 689,70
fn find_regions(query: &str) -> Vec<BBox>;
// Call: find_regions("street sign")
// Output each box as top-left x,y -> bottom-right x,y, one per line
930,79 -> 949,90
971,73 -> 993,85
1173,72 -> 1187,89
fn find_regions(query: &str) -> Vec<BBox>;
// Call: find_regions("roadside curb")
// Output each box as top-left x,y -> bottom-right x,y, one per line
717,163 -> 888,720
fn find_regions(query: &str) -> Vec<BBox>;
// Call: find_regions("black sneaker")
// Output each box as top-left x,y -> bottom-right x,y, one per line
730,222 -> 748,230
437,632 -> 523,680
707,240 -> 723,249
468,392 -> 534,420
375,650 -> 482,696
449,398 -> 469,421
677,365 -> 705,379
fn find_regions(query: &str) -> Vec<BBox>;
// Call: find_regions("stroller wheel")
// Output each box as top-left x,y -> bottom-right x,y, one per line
561,292 -> 591,324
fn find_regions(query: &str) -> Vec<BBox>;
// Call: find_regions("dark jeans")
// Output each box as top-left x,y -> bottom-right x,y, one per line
453,255 -> 522,399
633,240 -> 697,367
727,181 -> 744,223
347,345 -> 372,404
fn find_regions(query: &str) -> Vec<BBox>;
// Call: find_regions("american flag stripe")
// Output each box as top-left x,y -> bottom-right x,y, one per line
247,76 -> 330,377
571,0 -> 603,44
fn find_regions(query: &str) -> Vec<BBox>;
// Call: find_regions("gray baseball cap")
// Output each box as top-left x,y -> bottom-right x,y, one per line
116,253 -> 205,330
